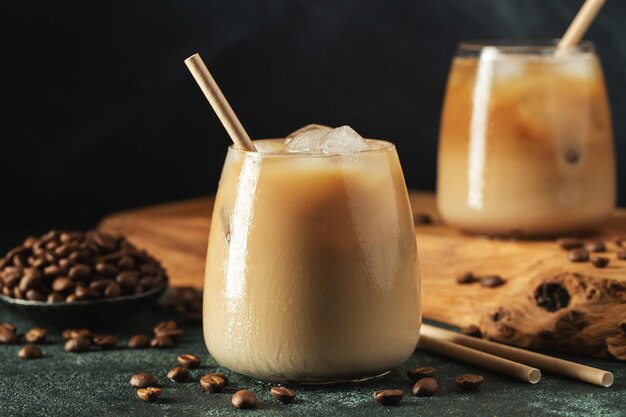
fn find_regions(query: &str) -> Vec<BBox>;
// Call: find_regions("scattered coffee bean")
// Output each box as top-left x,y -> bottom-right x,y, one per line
18,344 -> 43,359
150,335 -> 173,348
585,241 -> 606,253
64,336 -> 91,353
136,387 -> 162,402
374,389 -> 403,406
0,230 -> 167,303
93,335 -> 118,350
153,321 -> 184,340
455,374 -> 484,391
568,249 -> 589,263
200,374 -> 227,392
62,328 -> 91,340
591,256 -> 609,268
412,377 -> 439,397
167,366 -> 190,382
130,373 -> 159,388
558,238 -> 583,250
24,327 -> 47,343
456,272 -> 476,285
177,353 -> 201,368
407,366 -> 436,382
271,386 -> 296,404
232,390 -> 257,409
460,325 -> 482,338
413,213 -> 433,225
480,275 -> 505,288
0,324 -> 18,344
128,334 -> 150,349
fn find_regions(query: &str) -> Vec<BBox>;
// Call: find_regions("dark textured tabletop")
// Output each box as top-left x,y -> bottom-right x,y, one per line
0,307 -> 624,417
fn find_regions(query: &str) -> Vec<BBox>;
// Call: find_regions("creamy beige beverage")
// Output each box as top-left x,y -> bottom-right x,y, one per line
204,127 -> 420,382
438,41 -> 615,236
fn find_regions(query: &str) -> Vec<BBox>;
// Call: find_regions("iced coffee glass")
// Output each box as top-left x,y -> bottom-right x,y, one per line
204,135 -> 420,383
438,40 -> 615,237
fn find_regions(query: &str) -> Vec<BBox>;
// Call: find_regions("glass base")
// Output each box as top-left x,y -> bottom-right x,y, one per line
282,370 -> 391,386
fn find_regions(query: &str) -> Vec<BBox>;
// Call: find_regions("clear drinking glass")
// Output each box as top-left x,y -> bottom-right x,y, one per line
437,40 -> 615,237
203,139 -> 420,383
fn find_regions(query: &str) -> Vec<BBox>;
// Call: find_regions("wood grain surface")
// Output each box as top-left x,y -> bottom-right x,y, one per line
98,191 -> 626,360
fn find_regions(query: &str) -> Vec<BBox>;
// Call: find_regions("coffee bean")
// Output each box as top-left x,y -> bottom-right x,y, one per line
412,377 -> 439,397
93,335 -> 118,349
128,334 -> 150,349
95,262 -> 118,277
64,336 -> 91,353
52,277 -> 74,293
0,323 -> 17,333
116,271 -> 139,290
558,238 -> 583,250
480,275 -> 505,288
154,321 -> 183,340
65,294 -> 77,302
47,292 -> 64,302
25,327 -> 47,343
43,265 -> 62,278
118,256 -> 136,270
130,373 -> 159,388
150,335 -> 173,348
177,353 -> 201,368
25,289 -> 45,301
104,282 -> 122,298
89,279 -> 114,293
136,387 -> 162,402
0,327 -> 17,344
200,374 -> 227,392
460,325 -> 482,338
374,389 -> 403,406
591,257 -> 609,268
68,264 -> 91,280
568,249 -> 589,262
18,274 -> 39,292
74,286 -> 100,300
231,390 -> 257,409
456,272 -> 476,285
19,344 -> 43,359
407,366 -> 436,382
167,366 -> 190,382
585,241 -> 606,253
455,374 -> 484,391
271,386 -> 296,404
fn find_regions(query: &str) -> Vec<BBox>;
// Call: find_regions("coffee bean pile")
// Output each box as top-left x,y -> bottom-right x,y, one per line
557,237 -> 624,268
131,355 -> 295,408
455,272 -> 506,288
0,230 -> 167,302
374,366 -> 484,406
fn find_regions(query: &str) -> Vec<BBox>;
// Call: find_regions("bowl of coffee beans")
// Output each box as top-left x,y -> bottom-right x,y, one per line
0,230 -> 168,325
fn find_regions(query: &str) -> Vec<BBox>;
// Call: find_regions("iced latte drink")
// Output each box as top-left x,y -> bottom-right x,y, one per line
438,41 -> 615,236
204,126 -> 420,382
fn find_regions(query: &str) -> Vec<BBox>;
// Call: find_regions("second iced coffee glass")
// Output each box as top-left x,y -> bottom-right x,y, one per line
438,40 -> 615,237
203,139 -> 420,383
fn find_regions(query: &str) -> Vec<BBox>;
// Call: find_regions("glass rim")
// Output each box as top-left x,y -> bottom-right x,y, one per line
228,138 -> 396,158
457,38 -> 595,54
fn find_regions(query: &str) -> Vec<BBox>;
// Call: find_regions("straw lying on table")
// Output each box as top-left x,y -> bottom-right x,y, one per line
420,324 -> 614,387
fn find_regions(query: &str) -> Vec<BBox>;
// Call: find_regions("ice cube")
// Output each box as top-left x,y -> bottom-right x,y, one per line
284,124 -> 332,153
319,125 -> 370,154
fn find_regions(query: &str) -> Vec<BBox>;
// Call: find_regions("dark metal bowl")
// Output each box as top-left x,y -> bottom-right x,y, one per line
0,281 -> 168,327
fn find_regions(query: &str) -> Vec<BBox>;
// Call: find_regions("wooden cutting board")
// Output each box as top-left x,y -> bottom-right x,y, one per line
98,191 -> 626,361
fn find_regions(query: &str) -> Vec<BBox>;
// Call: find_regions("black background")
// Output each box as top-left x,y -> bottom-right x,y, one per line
3,0 -> 626,249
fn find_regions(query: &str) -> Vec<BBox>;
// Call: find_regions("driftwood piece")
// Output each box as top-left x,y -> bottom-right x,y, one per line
98,191 -> 626,360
